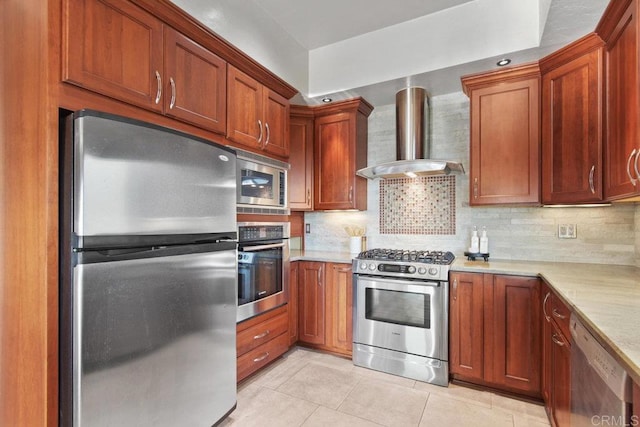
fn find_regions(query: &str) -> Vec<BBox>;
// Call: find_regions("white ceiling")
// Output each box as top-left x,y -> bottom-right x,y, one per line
171,0 -> 610,106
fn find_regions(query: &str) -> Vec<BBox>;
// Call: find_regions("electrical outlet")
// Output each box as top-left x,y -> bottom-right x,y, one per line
305,223 -> 311,234
558,224 -> 577,239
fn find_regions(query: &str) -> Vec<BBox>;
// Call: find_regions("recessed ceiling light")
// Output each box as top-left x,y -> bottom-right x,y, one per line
496,58 -> 511,67
322,97 -> 332,103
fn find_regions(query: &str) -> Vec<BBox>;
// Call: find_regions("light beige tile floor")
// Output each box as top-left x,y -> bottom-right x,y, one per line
220,347 -> 551,427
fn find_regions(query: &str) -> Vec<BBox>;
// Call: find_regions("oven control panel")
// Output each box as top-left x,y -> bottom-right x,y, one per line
354,261 -> 448,281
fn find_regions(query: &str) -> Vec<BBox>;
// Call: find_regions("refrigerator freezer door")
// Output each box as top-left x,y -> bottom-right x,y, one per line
72,248 -> 237,426
73,111 -> 236,240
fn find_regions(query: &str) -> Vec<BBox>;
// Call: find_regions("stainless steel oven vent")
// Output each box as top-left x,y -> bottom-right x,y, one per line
357,87 -> 465,179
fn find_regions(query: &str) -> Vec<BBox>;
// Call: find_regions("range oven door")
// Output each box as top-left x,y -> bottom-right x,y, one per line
237,240 -> 289,322
354,276 -> 448,360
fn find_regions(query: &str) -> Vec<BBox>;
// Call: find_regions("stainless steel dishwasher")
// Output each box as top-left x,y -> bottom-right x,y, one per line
570,314 -> 632,427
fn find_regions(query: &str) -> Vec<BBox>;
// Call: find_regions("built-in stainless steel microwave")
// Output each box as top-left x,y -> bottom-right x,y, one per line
236,153 -> 288,211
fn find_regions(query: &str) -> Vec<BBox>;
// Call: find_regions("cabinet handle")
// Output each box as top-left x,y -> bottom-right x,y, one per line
452,278 -> 457,301
154,71 -> 162,104
626,149 -> 637,186
542,292 -> 551,321
634,150 -> 640,183
264,122 -> 271,146
253,330 -> 270,340
551,334 -> 565,347
473,178 -> 479,199
552,308 -> 566,320
257,120 -> 263,145
307,188 -> 311,204
253,352 -> 270,363
169,77 -> 176,109
317,269 -> 322,286
349,186 -> 353,202
589,165 -> 596,194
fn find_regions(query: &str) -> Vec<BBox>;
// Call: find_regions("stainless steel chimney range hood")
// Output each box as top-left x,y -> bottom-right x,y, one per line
357,87 -> 465,179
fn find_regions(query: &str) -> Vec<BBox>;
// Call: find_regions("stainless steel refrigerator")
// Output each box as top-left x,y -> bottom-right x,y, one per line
59,110 -> 238,426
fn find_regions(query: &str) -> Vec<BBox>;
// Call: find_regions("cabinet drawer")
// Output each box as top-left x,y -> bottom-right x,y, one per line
550,294 -> 571,339
237,310 -> 288,356
237,332 -> 289,382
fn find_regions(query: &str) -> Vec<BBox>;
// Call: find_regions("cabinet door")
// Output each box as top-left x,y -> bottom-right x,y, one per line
63,0 -> 163,111
469,77 -> 540,205
227,65 -> 263,149
490,275 -> 541,394
325,263 -> 353,355
289,113 -> 314,210
542,46 -> 603,204
263,90 -> 290,158
541,287 -> 553,407
163,28 -> 227,134
314,112 -> 357,210
449,272 -> 484,380
550,321 -> 571,427
298,262 -> 325,345
289,262 -> 299,346
603,0 -> 640,200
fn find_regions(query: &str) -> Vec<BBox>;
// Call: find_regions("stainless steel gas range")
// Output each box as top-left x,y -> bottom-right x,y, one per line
352,249 -> 454,387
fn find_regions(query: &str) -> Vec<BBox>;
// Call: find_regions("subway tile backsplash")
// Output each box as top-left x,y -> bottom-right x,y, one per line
303,92 -> 639,267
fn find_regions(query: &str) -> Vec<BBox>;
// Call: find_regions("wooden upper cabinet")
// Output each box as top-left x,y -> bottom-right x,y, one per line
540,34 -> 604,204
289,107 -> 315,210
63,0 -> 164,111
449,272 -> 485,381
597,0 -> 640,200
163,28 -> 226,133
63,0 -> 228,134
462,64 -> 541,206
227,65 -> 290,158
313,99 -> 372,210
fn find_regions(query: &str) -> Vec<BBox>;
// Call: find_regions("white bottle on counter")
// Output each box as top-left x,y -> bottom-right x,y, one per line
469,226 -> 480,253
480,227 -> 489,253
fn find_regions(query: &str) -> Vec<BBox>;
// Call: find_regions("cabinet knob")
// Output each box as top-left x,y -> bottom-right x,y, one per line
154,71 -> 162,104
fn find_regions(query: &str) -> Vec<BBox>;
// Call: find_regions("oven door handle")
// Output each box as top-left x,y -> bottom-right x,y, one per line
356,276 -> 441,289
241,242 -> 286,252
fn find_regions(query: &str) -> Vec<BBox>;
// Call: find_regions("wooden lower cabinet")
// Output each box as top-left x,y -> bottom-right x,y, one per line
236,305 -> 289,382
289,262 -> 299,345
542,283 -> 571,427
297,261 -> 353,357
450,272 -> 542,397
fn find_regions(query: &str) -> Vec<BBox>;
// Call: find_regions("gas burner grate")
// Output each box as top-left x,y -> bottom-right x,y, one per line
357,248 -> 455,265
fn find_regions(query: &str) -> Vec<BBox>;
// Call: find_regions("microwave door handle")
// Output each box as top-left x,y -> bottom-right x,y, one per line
241,242 -> 286,252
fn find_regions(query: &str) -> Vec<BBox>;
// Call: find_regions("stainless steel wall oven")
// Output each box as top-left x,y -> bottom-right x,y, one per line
237,222 -> 290,322
353,249 -> 454,387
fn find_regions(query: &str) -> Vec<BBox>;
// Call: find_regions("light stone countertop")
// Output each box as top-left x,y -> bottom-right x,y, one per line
292,250 -> 640,385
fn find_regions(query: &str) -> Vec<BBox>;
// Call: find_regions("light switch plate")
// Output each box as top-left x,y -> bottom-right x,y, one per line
558,224 -> 577,239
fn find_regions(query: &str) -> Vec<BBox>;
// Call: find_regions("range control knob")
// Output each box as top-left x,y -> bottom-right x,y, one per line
407,266 -> 416,274
418,267 -> 427,275
360,262 -> 368,271
368,263 -> 377,271
428,267 -> 439,276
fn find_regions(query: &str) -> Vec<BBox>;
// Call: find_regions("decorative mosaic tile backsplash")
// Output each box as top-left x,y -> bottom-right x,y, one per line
379,176 -> 456,235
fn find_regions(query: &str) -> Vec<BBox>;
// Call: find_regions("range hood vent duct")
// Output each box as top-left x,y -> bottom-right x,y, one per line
357,87 -> 465,179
